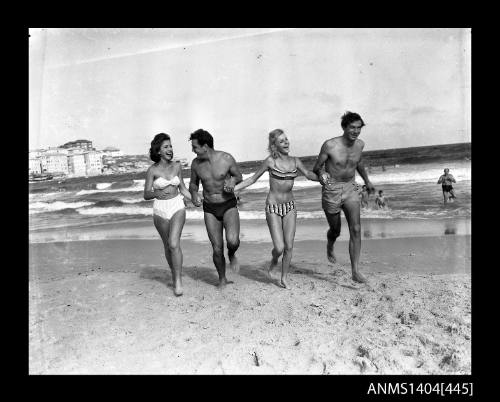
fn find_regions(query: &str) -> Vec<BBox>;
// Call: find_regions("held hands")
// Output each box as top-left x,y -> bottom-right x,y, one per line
223,177 -> 235,194
191,193 -> 203,207
365,181 -> 375,195
319,172 -> 333,186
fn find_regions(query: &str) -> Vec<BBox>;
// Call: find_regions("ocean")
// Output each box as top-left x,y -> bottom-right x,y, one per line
29,143 -> 471,243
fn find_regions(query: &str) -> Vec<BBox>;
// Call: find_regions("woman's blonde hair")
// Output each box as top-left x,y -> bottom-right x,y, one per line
267,129 -> 284,159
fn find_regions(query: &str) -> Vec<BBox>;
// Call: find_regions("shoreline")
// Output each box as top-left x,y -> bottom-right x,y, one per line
29,216 -> 471,244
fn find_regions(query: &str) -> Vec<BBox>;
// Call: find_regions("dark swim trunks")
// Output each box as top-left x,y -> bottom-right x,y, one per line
442,185 -> 453,192
203,197 -> 238,221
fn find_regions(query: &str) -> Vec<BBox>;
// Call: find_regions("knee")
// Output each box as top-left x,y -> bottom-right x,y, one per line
168,239 -> 180,252
226,237 -> 240,252
273,244 -> 285,256
283,244 -> 293,255
350,223 -> 361,237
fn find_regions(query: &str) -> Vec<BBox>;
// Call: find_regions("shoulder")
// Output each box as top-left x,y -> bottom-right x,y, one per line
355,138 -> 365,149
321,138 -> 337,150
220,151 -> 237,163
146,164 -> 157,174
263,156 -> 274,167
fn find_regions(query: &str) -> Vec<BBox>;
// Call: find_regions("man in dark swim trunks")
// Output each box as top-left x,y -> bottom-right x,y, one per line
437,168 -> 457,204
189,129 -> 243,288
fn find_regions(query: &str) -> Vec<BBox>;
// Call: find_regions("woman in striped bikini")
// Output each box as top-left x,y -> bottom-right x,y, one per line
234,129 -> 319,289
144,133 -> 192,296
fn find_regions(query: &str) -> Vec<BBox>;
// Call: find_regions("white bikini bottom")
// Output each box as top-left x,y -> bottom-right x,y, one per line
153,195 -> 185,220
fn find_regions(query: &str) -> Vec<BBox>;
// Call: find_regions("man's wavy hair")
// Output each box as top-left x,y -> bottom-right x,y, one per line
189,129 -> 214,149
267,128 -> 284,159
341,111 -> 365,129
149,133 -> 171,163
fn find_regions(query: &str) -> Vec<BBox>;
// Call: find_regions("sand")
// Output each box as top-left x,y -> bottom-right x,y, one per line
29,234 -> 471,374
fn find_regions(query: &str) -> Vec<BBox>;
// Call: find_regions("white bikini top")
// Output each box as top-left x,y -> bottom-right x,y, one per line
153,176 -> 180,190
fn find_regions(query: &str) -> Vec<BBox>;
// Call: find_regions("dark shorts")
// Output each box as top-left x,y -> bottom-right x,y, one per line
322,180 -> 360,214
203,197 -> 238,221
442,185 -> 453,192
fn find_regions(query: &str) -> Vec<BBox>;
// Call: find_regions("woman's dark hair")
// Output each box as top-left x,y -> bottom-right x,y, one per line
341,111 -> 365,129
189,129 -> 214,149
149,133 -> 171,163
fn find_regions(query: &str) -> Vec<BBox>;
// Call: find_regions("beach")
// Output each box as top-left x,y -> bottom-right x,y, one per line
29,228 -> 471,374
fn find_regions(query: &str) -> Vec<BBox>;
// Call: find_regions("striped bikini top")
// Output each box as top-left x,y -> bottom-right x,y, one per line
153,176 -> 180,189
268,158 -> 298,180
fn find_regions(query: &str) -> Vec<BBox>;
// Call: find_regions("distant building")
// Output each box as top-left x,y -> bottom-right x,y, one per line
29,158 -> 42,175
84,151 -> 103,176
102,146 -> 123,157
67,153 -> 86,176
39,153 -> 69,175
48,147 -> 68,155
61,139 -> 93,150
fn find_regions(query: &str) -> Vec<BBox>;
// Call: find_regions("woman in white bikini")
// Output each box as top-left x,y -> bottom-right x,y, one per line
144,133 -> 192,296
234,129 -> 318,289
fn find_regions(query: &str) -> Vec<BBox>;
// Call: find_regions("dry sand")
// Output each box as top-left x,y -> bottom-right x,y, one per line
29,235 -> 471,374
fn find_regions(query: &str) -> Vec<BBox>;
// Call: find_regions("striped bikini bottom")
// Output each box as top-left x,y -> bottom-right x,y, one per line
265,200 -> 296,217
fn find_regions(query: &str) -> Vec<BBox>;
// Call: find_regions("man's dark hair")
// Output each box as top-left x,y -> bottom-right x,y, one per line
149,133 -> 171,163
189,129 -> 214,149
341,111 -> 365,129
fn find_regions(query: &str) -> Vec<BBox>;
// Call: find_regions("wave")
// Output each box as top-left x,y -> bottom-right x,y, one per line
29,201 -> 95,214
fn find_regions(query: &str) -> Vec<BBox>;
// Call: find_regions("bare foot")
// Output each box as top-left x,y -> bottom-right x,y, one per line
280,277 -> 291,289
352,272 -> 368,284
327,241 -> 336,264
173,281 -> 183,297
229,255 -> 240,273
217,278 -> 234,289
268,257 -> 279,279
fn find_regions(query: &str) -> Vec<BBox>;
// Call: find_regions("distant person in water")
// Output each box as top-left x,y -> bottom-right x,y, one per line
144,133 -> 193,296
437,168 -> 457,204
312,111 -> 375,284
189,129 -> 243,288
234,129 -> 319,289
375,190 -> 388,209
360,185 -> 370,208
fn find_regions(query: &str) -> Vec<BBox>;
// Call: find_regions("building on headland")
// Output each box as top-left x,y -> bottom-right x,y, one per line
61,139 -> 94,151
84,151 -> 103,176
39,153 -> 69,175
29,158 -> 42,175
101,146 -> 123,157
67,153 -> 87,176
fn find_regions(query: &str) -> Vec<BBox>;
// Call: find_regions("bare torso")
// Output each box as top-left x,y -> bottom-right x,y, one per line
267,156 -> 296,204
192,151 -> 236,203
323,137 -> 364,182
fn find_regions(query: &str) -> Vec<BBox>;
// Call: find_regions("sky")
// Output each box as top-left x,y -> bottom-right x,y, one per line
29,28 -> 471,162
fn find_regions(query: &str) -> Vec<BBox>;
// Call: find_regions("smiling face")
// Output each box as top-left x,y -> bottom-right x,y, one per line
343,120 -> 363,142
191,139 -> 208,158
274,133 -> 290,155
158,139 -> 173,161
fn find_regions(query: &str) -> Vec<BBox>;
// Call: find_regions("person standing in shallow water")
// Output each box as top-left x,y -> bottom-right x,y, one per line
188,129 -> 243,288
234,129 -> 319,289
144,133 -> 192,296
313,111 -> 375,284
437,168 -> 457,204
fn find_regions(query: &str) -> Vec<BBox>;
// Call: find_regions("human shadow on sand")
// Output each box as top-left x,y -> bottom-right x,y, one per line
140,265 -> 221,288
292,264 -> 361,290
237,264 -> 278,286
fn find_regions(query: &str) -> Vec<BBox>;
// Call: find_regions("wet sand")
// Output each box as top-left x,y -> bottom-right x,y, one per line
29,235 -> 471,374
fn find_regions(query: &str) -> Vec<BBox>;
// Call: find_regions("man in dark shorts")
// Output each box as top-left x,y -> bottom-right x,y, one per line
437,168 -> 457,204
189,129 -> 243,288
313,111 -> 375,283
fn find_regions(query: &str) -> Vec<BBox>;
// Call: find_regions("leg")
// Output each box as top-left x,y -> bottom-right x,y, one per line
153,214 -> 173,280
223,207 -> 240,273
342,199 -> 366,283
168,208 -> 186,296
204,212 -> 231,287
265,211 -> 285,279
442,191 -> 448,204
280,209 -> 297,289
324,211 -> 341,263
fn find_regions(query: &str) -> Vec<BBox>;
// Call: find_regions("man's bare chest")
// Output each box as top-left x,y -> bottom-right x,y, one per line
196,162 -> 229,181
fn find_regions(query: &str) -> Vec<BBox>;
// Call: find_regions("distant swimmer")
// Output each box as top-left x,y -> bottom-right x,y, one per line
234,129 -> 319,289
437,168 -> 457,204
375,190 -> 388,209
312,111 -> 375,284
360,185 -> 370,208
